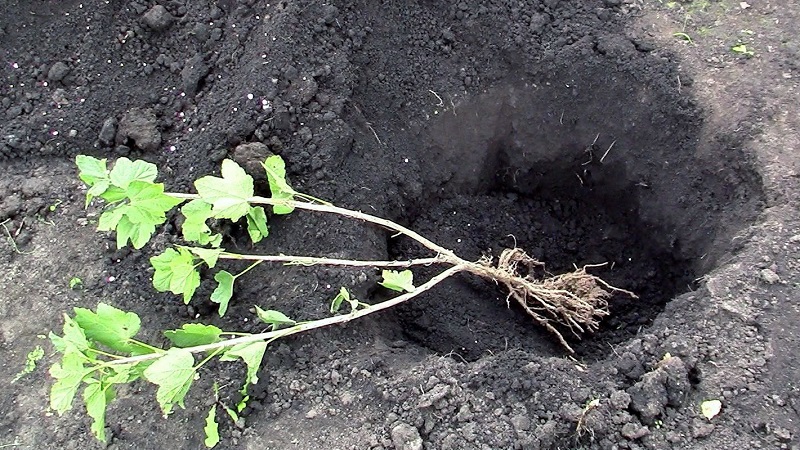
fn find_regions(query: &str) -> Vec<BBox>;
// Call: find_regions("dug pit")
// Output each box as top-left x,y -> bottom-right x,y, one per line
386,59 -> 764,361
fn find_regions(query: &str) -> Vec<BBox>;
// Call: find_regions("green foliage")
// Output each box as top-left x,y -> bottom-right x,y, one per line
13,345 -> 45,382
164,324 -> 223,347
143,348 -> 197,415
74,303 -> 141,353
262,155 -> 296,214
151,247 -> 201,304
195,159 -> 256,221
379,270 -> 416,293
180,199 -> 223,247
255,307 -> 296,330
210,270 -> 235,316
220,341 -> 268,389
204,405 -> 220,448
69,277 -> 83,289
329,287 -> 365,314
76,155 -> 183,249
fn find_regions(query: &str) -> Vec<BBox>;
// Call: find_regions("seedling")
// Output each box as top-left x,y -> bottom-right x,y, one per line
46,154 -> 635,446
12,346 -> 44,383
731,42 -> 754,57
69,277 -> 83,289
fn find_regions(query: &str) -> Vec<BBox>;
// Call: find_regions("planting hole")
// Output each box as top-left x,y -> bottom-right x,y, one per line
387,59 -> 763,361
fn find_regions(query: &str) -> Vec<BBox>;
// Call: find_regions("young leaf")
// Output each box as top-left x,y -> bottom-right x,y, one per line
181,199 -> 222,247
49,352 -> 90,414
379,270 -> 416,293
151,248 -> 201,304
49,315 -> 90,355
210,270 -> 235,317
164,324 -> 223,347
142,348 -> 197,415
255,306 -> 296,330
187,246 -> 223,269
83,381 -> 110,442
261,155 -> 296,214
330,287 -> 350,314
245,206 -> 269,243
12,345 -> 45,383
194,159 -> 254,221
204,405 -> 220,448
108,157 -> 158,190
220,341 -> 268,387
73,303 -> 141,353
76,155 -> 110,205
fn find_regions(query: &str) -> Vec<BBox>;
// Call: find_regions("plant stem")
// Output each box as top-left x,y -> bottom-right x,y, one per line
219,252 -> 446,268
166,193 -> 460,262
107,265 -> 466,366
235,260 -> 262,278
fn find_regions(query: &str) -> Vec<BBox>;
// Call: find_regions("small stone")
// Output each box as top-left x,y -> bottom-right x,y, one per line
789,235 -> 800,243
760,268 -> 780,284
47,61 -> 70,82
621,422 -> 649,440
305,409 -> 318,419
691,419 -> 715,438
510,415 -> 531,432
391,422 -> 423,450
99,117 -> 118,145
142,5 -> 174,31
610,391 -> 631,410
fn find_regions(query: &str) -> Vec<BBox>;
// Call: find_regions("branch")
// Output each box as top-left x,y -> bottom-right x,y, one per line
219,252 -> 446,268
167,193 -> 460,262
108,265 -> 466,366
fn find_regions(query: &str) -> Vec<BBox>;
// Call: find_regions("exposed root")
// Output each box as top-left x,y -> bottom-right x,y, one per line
468,248 -> 636,353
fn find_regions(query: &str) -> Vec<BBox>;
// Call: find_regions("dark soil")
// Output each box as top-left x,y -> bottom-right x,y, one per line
2,1 -> 799,449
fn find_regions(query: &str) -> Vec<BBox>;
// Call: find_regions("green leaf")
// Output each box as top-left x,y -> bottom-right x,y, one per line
245,206 -> 269,243
379,270 -> 416,293
187,246 -> 223,269
83,381 -> 110,442
150,248 -> 201,304
49,315 -> 90,355
180,199 -> 222,247
106,181 -> 183,249
255,306 -> 296,330
49,352 -> 90,414
330,287 -> 350,314
109,157 -> 158,190
76,155 -> 111,206
164,324 -> 223,347
210,270 -> 235,317
73,303 -> 141,353
204,405 -> 220,448
142,348 -> 196,415
220,341 -> 268,387
261,155 -> 295,214
12,345 -> 45,383
195,159 -> 254,221
76,155 -> 109,186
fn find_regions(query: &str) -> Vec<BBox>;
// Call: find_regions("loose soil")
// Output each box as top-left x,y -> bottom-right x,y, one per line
1,1 -> 798,449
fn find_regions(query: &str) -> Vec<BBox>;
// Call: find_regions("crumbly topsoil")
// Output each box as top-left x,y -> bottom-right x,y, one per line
1,1 -> 798,449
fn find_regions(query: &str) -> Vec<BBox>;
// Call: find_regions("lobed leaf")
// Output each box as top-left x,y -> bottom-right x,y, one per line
204,405 -> 220,448
379,270 -> 416,293
49,315 -> 90,355
187,246 -> 223,269
108,157 -> 158,190
49,352 -> 90,414
164,324 -> 223,348
151,248 -> 201,304
255,307 -> 296,330
142,348 -> 196,415
73,303 -> 141,353
83,380 -> 111,442
195,159 -> 254,221
210,270 -> 235,317
220,341 -> 268,387
181,199 -> 222,247
261,155 -> 296,214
